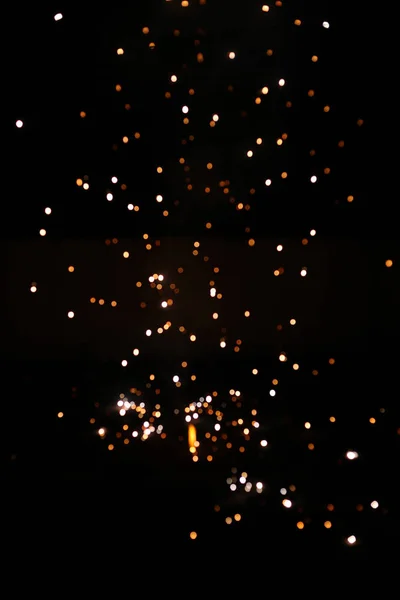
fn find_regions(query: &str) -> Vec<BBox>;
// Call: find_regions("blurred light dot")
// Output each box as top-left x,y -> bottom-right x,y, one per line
278,78 -> 285,86
346,451 -> 359,460
67,311 -> 75,319
190,531 -> 197,540
346,535 -> 356,545
39,229 -> 47,237
322,21 -> 330,28
228,52 -> 236,59
54,13 -> 63,21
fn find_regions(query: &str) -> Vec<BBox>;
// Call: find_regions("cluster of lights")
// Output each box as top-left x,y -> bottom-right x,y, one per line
97,393 -> 165,448
182,391 -> 266,464
226,471 -> 264,495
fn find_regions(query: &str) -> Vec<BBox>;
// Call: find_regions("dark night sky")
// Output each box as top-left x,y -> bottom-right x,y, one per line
4,1 -> 396,565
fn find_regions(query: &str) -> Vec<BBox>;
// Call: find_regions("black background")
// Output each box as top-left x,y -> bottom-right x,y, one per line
4,1 -> 395,566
